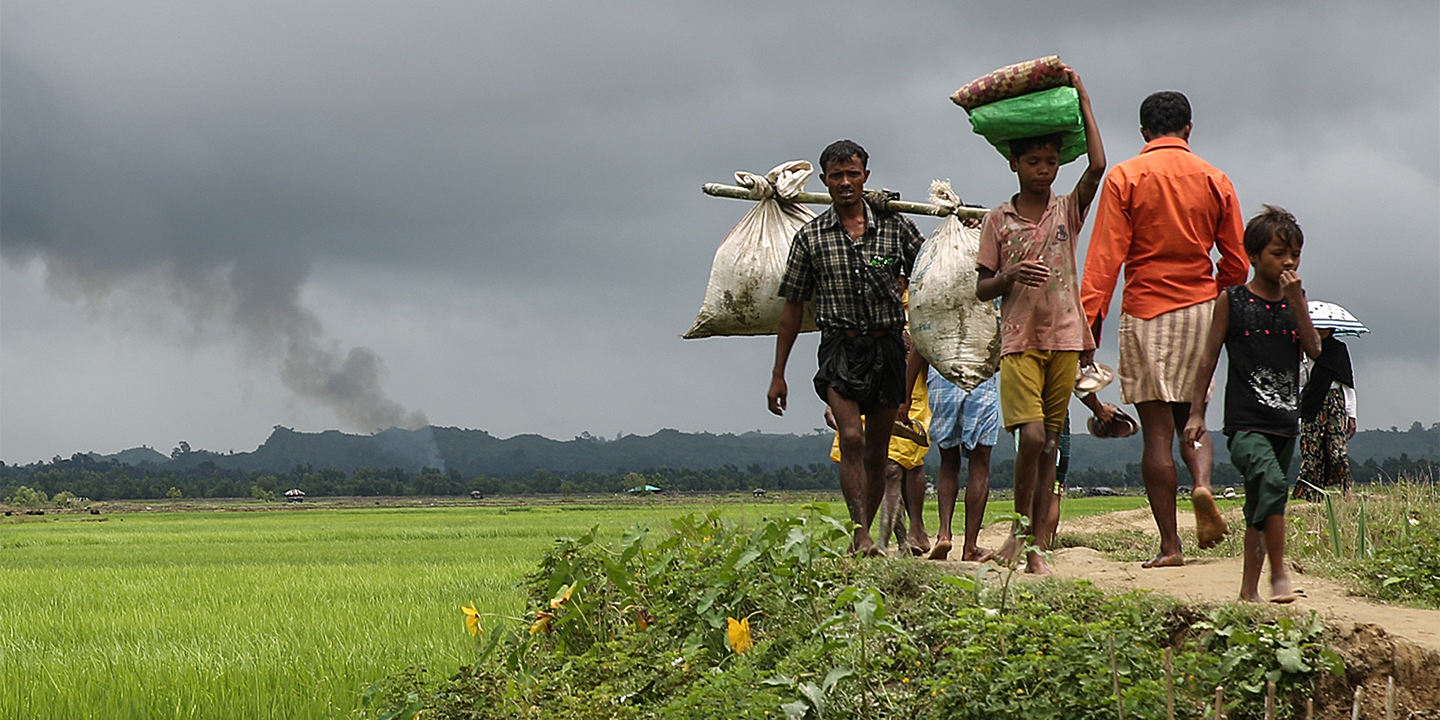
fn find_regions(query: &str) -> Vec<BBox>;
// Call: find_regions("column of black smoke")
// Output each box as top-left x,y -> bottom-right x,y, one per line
1,54 -> 425,433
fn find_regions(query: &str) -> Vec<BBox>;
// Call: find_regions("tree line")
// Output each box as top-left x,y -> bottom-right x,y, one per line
2,451 -> 1433,505
0,453 -> 842,503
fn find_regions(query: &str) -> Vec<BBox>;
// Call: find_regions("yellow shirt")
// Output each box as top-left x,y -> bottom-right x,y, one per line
829,373 -> 931,469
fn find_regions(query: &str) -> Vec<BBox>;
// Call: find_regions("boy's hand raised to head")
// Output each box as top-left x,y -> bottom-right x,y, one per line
1062,64 -> 1088,99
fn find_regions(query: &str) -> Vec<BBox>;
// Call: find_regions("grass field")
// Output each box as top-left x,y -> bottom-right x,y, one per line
0,493 -> 1148,719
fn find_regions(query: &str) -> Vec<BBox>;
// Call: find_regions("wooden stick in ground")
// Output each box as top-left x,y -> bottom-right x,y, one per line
1265,680 -> 1276,720
1352,685 -> 1365,720
1164,648 -> 1175,720
1386,675 -> 1395,720
700,182 -> 990,219
1109,636 -> 1125,720
1214,686 -> 1225,720
1306,698 -> 1314,720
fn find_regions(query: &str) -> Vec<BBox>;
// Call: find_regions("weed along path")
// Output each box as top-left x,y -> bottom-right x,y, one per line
947,506 -> 1440,652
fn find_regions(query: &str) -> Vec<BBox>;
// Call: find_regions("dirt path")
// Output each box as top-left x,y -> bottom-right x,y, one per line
932,507 -> 1440,653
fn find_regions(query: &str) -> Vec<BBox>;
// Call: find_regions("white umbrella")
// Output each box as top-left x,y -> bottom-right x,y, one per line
1307,300 -> 1368,335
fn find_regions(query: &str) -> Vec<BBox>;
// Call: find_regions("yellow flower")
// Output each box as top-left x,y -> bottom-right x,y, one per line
902,677 -> 910,684
461,603 -> 481,637
549,584 -> 574,610
726,616 -> 753,654
530,611 -> 555,635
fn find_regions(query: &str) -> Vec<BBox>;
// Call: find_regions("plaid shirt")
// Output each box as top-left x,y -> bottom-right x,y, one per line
778,201 -> 926,331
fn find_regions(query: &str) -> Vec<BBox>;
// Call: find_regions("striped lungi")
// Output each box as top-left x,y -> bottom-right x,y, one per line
1117,299 -> 1215,405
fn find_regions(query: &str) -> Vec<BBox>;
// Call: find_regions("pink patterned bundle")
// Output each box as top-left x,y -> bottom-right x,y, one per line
950,56 -> 1069,111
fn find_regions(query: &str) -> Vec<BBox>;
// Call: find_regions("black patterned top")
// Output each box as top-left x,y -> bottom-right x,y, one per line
778,201 -> 925,331
1222,285 -> 1302,437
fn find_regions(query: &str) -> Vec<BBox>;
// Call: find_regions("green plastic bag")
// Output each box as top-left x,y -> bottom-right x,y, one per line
968,86 -> 1087,165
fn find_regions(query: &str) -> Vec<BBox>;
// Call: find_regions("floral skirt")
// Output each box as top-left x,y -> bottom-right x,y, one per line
1295,386 -> 1351,499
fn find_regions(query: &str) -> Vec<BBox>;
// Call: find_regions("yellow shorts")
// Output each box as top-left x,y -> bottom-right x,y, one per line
999,350 -> 1079,432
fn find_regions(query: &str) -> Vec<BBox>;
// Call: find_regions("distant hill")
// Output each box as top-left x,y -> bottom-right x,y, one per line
86,422 -> 1438,477
88,446 -> 171,466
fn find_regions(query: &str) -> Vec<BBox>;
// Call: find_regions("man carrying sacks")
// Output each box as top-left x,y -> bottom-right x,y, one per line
767,139 -> 926,556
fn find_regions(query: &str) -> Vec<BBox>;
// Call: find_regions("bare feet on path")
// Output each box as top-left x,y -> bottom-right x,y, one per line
1142,553 -> 1185,568
1269,574 -> 1299,604
1192,487 -> 1230,549
906,532 -> 931,556
926,539 -> 953,560
962,545 -> 994,563
992,535 -> 1018,564
850,533 -> 880,557
1026,554 -> 1056,576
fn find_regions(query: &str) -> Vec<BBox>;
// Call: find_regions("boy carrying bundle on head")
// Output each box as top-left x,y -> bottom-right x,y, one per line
1184,206 -> 1322,603
975,65 -> 1105,574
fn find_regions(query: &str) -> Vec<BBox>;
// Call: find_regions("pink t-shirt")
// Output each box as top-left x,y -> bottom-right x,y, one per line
977,192 -> 1096,356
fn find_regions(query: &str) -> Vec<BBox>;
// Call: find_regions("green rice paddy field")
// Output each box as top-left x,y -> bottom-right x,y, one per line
0,494 -> 1148,719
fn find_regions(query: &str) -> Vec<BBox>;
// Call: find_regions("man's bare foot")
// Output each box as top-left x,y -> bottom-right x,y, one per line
1269,575 -> 1298,604
1141,553 -> 1185,568
850,532 -> 877,557
1025,554 -> 1056,576
992,536 -> 1018,564
1239,591 -> 1264,603
926,540 -> 953,560
906,532 -> 931,555
1192,487 -> 1229,549
962,545 -> 994,562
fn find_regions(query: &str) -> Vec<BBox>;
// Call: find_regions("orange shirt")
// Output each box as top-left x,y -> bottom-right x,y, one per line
1081,137 -> 1248,324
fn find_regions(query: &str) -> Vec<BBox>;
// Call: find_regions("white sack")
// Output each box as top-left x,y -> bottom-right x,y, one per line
684,161 -> 819,339
908,180 -> 1000,390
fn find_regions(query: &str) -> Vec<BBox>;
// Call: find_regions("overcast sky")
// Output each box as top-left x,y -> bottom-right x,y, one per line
2,1 -> 1437,464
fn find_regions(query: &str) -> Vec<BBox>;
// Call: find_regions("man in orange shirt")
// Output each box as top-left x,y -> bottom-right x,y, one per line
1080,91 -> 1249,568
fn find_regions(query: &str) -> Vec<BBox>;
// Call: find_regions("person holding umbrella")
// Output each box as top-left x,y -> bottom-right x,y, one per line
1295,300 -> 1367,500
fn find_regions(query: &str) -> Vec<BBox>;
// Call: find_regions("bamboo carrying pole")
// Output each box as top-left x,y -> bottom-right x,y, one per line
1351,685 -> 1365,720
1265,680 -> 1276,720
701,182 -> 990,220
1214,686 -> 1225,720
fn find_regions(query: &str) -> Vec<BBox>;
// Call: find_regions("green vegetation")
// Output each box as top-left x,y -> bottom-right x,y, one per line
0,502 -> 739,719
367,508 -> 1342,720
0,494 -> 1154,719
1287,478 -> 1440,607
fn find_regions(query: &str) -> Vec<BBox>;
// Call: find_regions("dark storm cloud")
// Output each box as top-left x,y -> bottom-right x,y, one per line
1,5 -> 433,431
1,0 -> 1435,459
